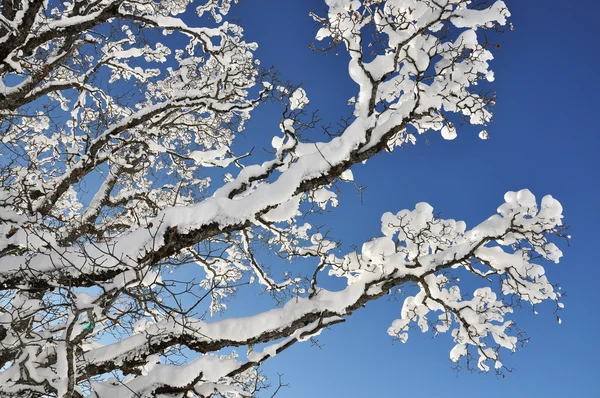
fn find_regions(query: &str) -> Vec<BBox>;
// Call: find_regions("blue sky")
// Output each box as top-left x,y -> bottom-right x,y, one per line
215,1 -> 600,396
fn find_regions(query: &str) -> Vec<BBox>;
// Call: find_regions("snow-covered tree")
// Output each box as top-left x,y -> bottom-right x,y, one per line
0,0 -> 566,396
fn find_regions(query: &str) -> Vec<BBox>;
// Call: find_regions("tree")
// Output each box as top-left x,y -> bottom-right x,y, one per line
0,0 -> 566,396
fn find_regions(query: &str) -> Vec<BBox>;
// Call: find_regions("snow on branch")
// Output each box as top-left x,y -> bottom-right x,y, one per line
0,0 -> 563,396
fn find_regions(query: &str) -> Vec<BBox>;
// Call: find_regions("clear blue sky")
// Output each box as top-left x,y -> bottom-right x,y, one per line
215,1 -> 600,396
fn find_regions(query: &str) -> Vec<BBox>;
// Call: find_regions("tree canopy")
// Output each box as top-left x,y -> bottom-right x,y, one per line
0,0 -> 566,397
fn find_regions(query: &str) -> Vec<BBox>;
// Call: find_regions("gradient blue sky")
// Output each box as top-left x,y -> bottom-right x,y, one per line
216,1 -> 600,396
